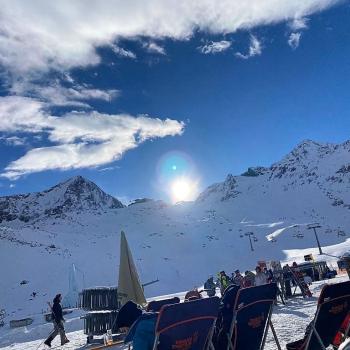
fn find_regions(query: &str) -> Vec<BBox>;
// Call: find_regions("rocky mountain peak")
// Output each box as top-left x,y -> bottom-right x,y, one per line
0,176 -> 124,224
197,139 -> 350,204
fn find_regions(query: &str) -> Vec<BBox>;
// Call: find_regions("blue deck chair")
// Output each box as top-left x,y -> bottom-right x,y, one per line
147,297 -> 180,312
226,283 -> 281,350
152,297 -> 220,350
212,285 -> 240,349
286,280 -> 350,350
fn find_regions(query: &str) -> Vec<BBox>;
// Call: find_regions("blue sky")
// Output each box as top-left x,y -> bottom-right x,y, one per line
0,1 -> 349,202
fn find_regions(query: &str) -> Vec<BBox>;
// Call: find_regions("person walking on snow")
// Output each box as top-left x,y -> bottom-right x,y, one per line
44,294 -> 69,348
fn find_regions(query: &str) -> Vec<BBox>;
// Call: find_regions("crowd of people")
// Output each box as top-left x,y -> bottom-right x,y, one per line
43,261 -> 336,349
204,265 -> 275,297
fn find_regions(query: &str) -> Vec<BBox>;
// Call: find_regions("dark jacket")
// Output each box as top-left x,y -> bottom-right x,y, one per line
52,301 -> 63,323
117,300 -> 143,329
204,278 -> 216,297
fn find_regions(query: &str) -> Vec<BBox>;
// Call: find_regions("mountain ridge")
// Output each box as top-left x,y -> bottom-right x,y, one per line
1,138 -> 350,319
0,175 -> 124,223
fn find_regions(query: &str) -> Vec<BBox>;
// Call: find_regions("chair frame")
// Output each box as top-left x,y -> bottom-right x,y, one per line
152,299 -> 219,350
287,281 -> 350,350
226,285 -> 281,350
304,304 -> 350,349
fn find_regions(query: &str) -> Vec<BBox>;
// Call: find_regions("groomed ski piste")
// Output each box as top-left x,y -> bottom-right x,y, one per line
0,273 -> 348,350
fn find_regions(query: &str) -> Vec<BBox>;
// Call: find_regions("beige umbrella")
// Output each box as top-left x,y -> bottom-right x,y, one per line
117,231 -> 146,306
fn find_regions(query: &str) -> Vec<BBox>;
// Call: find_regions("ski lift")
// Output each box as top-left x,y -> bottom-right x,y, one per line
253,237 -> 258,242
239,234 -> 244,238
296,233 -> 304,239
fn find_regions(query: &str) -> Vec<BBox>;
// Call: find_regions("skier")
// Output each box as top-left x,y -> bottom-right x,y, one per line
44,294 -> 69,348
217,271 -> 231,294
255,266 -> 268,286
204,276 -> 216,297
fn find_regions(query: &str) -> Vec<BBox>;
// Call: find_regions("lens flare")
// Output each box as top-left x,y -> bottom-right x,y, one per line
155,151 -> 200,202
171,177 -> 198,202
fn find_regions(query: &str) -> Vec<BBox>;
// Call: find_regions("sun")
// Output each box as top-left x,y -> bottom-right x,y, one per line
171,178 -> 197,202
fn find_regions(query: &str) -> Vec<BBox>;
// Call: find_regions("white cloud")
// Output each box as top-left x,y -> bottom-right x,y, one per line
143,42 -> 166,55
11,81 -> 119,107
98,165 -> 120,172
0,136 -> 27,146
111,45 -> 137,59
288,32 -> 302,50
235,35 -> 262,59
0,1 -> 340,75
0,96 -> 184,179
199,40 -> 231,54
286,17 -> 308,50
288,17 -> 309,31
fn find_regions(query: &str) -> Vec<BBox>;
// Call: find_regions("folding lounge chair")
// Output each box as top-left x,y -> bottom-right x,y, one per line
152,296 -> 220,350
147,297 -> 180,312
212,285 -> 240,349
286,280 -> 350,350
226,283 -> 281,350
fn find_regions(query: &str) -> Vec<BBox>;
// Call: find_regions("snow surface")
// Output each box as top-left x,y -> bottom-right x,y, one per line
0,139 -> 349,332
0,275 -> 348,349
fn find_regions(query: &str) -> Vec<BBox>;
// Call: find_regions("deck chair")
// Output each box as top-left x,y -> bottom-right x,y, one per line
286,280 -> 350,350
152,296 -> 220,350
212,285 -> 240,349
227,283 -> 281,350
147,297 -> 180,312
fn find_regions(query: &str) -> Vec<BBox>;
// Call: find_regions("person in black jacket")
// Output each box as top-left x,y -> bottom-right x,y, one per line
44,294 -> 69,347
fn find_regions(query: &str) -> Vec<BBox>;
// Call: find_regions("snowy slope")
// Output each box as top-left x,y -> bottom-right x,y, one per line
0,139 -> 349,322
0,275 -> 348,350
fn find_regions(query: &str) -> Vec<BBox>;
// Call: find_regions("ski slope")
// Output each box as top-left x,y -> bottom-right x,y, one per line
0,275 -> 348,349
0,139 -> 349,322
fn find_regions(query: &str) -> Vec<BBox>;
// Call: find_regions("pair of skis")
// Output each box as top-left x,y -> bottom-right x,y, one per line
287,266 -> 312,297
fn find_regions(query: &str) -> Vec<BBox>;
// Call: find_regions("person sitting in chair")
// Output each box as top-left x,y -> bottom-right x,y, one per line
117,300 -> 157,350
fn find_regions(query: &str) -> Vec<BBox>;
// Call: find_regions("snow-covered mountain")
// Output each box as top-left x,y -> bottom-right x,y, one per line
1,139 -> 349,321
198,139 -> 350,207
0,175 -> 124,223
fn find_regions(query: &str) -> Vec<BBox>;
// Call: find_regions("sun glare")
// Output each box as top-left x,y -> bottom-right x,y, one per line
171,178 -> 197,202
